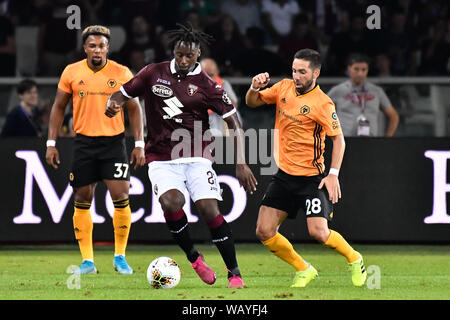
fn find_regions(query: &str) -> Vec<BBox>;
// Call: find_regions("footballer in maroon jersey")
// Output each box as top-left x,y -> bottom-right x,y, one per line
118,58 -> 235,163
106,23 -> 256,288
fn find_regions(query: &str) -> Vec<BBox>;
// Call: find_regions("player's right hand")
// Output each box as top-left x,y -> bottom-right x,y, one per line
105,99 -> 121,118
236,164 -> 258,195
130,147 -> 146,170
251,72 -> 270,89
46,146 -> 60,169
318,174 -> 341,204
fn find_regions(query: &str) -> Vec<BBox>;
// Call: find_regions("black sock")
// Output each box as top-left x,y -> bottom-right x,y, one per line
165,212 -> 199,263
208,216 -> 241,278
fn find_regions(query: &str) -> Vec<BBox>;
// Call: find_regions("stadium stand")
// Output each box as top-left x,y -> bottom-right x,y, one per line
0,0 -> 449,136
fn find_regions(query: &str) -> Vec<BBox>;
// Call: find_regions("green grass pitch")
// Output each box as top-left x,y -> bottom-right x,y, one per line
0,243 -> 449,300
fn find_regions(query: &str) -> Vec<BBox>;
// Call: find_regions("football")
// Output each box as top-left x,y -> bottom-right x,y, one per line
147,256 -> 181,289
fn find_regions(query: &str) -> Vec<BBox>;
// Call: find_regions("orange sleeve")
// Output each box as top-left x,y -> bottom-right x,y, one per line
259,80 -> 285,105
316,100 -> 343,136
57,66 -> 73,94
124,66 -> 134,81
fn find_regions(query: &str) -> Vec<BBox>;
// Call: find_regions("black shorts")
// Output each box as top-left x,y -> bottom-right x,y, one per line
260,169 -> 334,221
69,133 -> 130,188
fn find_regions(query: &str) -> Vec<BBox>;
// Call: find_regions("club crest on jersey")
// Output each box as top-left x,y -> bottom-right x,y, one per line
152,84 -> 173,98
300,105 -> 310,115
107,79 -> 117,88
78,90 -> 85,98
187,83 -> 198,96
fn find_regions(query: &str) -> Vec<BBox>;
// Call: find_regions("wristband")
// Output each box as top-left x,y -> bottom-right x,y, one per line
250,85 -> 260,92
329,168 -> 339,176
46,140 -> 56,147
135,141 -> 145,148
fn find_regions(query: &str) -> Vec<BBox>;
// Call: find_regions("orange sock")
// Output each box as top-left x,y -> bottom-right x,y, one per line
113,198 -> 131,256
73,202 -> 94,261
262,233 -> 308,271
324,230 -> 359,263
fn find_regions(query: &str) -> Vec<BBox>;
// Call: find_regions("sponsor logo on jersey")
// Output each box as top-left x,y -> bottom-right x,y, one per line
78,80 -> 85,85
154,184 -> 158,195
279,107 -> 302,124
300,105 -> 310,115
78,91 -> 108,97
162,96 -> 184,122
152,84 -> 173,98
157,78 -> 171,85
187,83 -> 198,96
332,120 -> 340,130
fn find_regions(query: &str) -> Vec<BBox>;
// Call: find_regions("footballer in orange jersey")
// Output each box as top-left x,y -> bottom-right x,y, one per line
45,26 -> 145,275
246,49 -> 367,288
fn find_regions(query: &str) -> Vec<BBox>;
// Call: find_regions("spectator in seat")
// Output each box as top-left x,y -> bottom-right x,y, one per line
1,79 -> 41,137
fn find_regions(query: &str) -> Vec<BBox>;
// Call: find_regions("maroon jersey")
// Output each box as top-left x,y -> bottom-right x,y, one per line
121,59 -> 236,163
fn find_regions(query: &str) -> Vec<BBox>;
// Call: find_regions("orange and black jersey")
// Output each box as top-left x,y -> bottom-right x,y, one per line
58,59 -> 134,137
259,79 -> 343,176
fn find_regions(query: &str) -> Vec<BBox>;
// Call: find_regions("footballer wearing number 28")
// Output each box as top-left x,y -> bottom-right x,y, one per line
247,49 -> 367,288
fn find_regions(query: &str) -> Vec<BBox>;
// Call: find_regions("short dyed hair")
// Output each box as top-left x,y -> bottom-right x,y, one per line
294,49 -> 322,70
82,25 -> 110,44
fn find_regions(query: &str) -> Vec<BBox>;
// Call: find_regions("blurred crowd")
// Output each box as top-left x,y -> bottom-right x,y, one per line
0,0 -> 449,138
0,0 -> 449,78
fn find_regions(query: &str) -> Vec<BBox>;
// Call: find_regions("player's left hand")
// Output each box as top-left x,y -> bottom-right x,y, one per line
318,174 -> 341,204
236,164 -> 258,195
130,147 -> 146,170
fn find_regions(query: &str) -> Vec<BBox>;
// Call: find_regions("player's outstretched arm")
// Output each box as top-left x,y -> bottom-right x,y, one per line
124,97 -> 146,169
224,113 -> 258,194
105,91 -> 129,118
46,89 -> 71,169
245,72 -> 270,107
